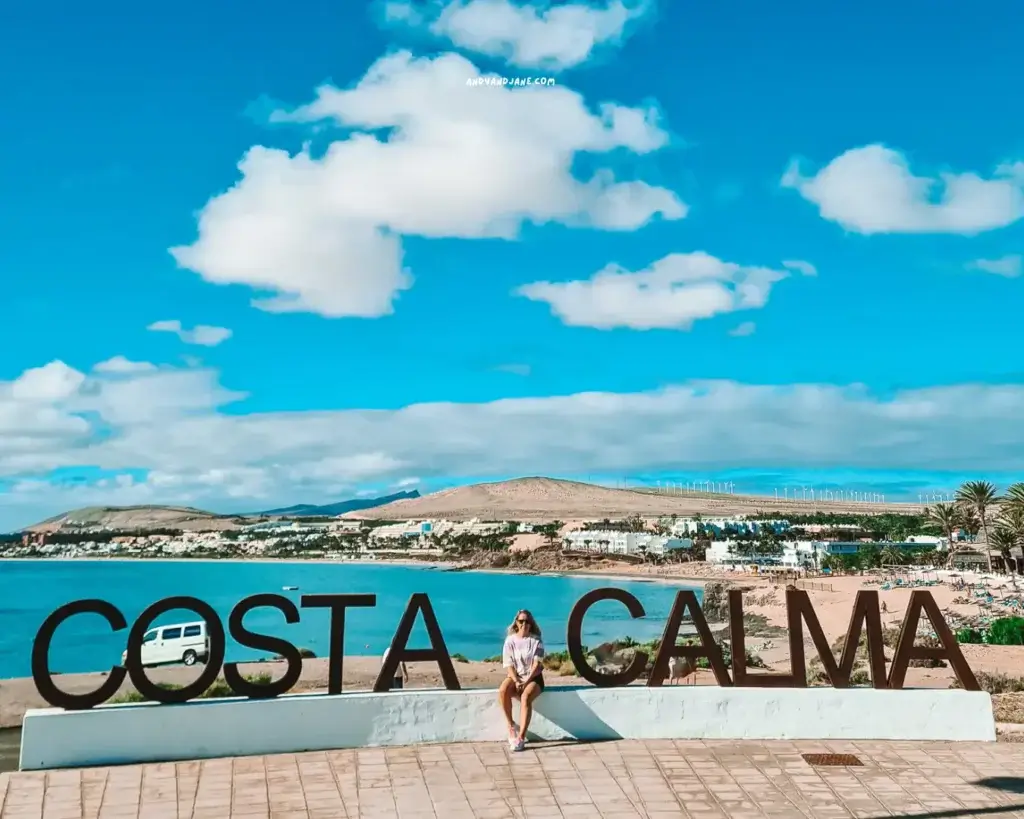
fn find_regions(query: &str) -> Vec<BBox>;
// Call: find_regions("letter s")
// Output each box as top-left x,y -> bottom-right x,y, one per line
223,594 -> 303,698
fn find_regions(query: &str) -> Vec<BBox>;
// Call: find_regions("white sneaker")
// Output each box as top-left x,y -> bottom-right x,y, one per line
511,737 -> 525,752
507,725 -> 518,749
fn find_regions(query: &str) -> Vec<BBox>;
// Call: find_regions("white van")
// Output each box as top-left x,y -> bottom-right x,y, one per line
121,621 -> 209,667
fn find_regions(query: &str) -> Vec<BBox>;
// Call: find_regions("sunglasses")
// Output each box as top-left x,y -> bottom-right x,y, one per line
516,618 -> 528,624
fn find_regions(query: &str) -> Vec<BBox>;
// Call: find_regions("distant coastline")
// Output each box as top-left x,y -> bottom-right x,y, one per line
0,554 -> 713,587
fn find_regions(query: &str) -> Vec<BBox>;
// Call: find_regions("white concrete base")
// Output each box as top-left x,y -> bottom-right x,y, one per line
20,685 -> 995,770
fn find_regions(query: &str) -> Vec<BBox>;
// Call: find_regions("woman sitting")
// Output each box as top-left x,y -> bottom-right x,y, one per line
497,609 -> 545,751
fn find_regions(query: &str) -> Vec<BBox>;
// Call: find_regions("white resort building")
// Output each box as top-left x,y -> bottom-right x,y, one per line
368,518 -> 506,544
705,538 -> 946,569
562,530 -> 692,557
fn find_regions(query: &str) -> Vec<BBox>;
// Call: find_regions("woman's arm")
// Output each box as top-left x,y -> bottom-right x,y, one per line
523,640 -> 545,682
502,638 -> 521,684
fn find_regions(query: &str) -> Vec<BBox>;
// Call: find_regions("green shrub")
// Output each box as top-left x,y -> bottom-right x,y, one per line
200,679 -> 236,698
109,674 -> 274,704
952,671 -> 1024,695
541,649 -> 580,676
451,653 -> 470,663
109,681 -> 181,704
481,654 -> 502,663
848,669 -> 872,686
956,627 -> 985,644
987,617 -> 1024,646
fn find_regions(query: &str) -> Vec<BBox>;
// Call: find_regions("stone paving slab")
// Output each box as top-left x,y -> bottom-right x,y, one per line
2,739 -> 1024,818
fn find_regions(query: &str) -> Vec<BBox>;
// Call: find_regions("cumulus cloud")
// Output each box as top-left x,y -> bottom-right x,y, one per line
515,251 -> 801,330
170,51 -> 684,319
3,356 -> 1024,527
93,356 -> 158,374
967,254 -> 1021,278
9,362 -> 85,403
147,320 -> 233,347
729,321 -> 756,337
782,144 -> 1024,235
384,0 -> 652,71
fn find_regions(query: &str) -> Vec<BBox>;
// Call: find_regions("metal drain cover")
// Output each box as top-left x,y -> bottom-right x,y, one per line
802,753 -> 863,767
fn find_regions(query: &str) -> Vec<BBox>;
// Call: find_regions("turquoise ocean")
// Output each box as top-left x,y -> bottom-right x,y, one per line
0,560 -> 699,679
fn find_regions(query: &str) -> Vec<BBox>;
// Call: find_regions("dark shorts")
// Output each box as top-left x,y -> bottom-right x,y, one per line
529,674 -> 545,692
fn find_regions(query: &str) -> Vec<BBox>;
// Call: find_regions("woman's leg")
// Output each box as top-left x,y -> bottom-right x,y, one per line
497,678 -> 517,731
517,682 -> 542,741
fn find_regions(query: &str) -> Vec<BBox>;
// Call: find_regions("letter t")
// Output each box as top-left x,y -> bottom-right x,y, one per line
300,594 -> 376,695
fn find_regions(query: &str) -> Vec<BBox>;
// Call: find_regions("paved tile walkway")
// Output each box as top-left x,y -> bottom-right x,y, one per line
2,739 -> 1024,818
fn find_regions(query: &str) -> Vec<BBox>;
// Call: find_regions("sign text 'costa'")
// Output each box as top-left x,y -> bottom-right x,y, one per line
31,587 -> 980,710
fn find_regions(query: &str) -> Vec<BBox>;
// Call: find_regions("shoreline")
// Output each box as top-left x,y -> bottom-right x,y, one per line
0,555 -> 714,588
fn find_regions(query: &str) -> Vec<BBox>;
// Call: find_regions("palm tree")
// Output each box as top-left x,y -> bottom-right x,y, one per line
991,527 -> 1018,576
880,545 -> 904,568
926,502 -> 964,567
1006,482 -> 1024,511
997,505 -> 1024,552
955,480 -> 998,572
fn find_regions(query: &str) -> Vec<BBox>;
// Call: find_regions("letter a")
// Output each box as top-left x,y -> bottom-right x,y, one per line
888,590 -> 979,690
374,593 -> 461,692
649,590 -> 731,686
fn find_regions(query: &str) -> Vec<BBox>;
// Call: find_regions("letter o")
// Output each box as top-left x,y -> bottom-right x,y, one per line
125,596 -> 225,704
32,599 -> 128,710
566,588 -> 648,687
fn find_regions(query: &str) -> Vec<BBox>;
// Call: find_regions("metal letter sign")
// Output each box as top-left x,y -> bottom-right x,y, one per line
30,587 -> 979,710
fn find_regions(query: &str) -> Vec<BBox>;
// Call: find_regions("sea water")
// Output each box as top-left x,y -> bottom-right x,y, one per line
0,560 -> 699,678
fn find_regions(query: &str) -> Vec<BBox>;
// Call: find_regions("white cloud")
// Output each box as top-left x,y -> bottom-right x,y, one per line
385,0 -> 652,71
782,144 -> 1024,235
3,356 -> 1024,528
9,362 -> 85,403
148,320 -> 233,347
729,321 -> 756,337
170,51 -> 683,319
967,254 -> 1021,278
515,251 -> 799,330
93,356 -> 158,374
782,259 -> 817,277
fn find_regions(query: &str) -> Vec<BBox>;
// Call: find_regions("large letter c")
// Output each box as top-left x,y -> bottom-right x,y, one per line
32,599 -> 128,710
566,588 -> 648,687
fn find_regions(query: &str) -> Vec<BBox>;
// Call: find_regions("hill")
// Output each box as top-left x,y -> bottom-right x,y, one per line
341,477 -> 924,521
25,491 -> 425,533
257,490 -> 421,517
26,505 -> 235,533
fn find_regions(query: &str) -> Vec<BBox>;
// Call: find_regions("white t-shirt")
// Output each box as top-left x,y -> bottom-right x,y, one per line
502,634 -> 544,679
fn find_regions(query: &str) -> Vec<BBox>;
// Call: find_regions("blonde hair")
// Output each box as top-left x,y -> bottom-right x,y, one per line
507,609 -> 542,638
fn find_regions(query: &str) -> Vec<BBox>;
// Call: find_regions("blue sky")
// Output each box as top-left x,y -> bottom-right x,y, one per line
1,0 -> 1022,529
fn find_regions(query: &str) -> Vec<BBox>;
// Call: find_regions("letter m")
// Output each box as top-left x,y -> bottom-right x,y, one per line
786,589 -> 887,688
